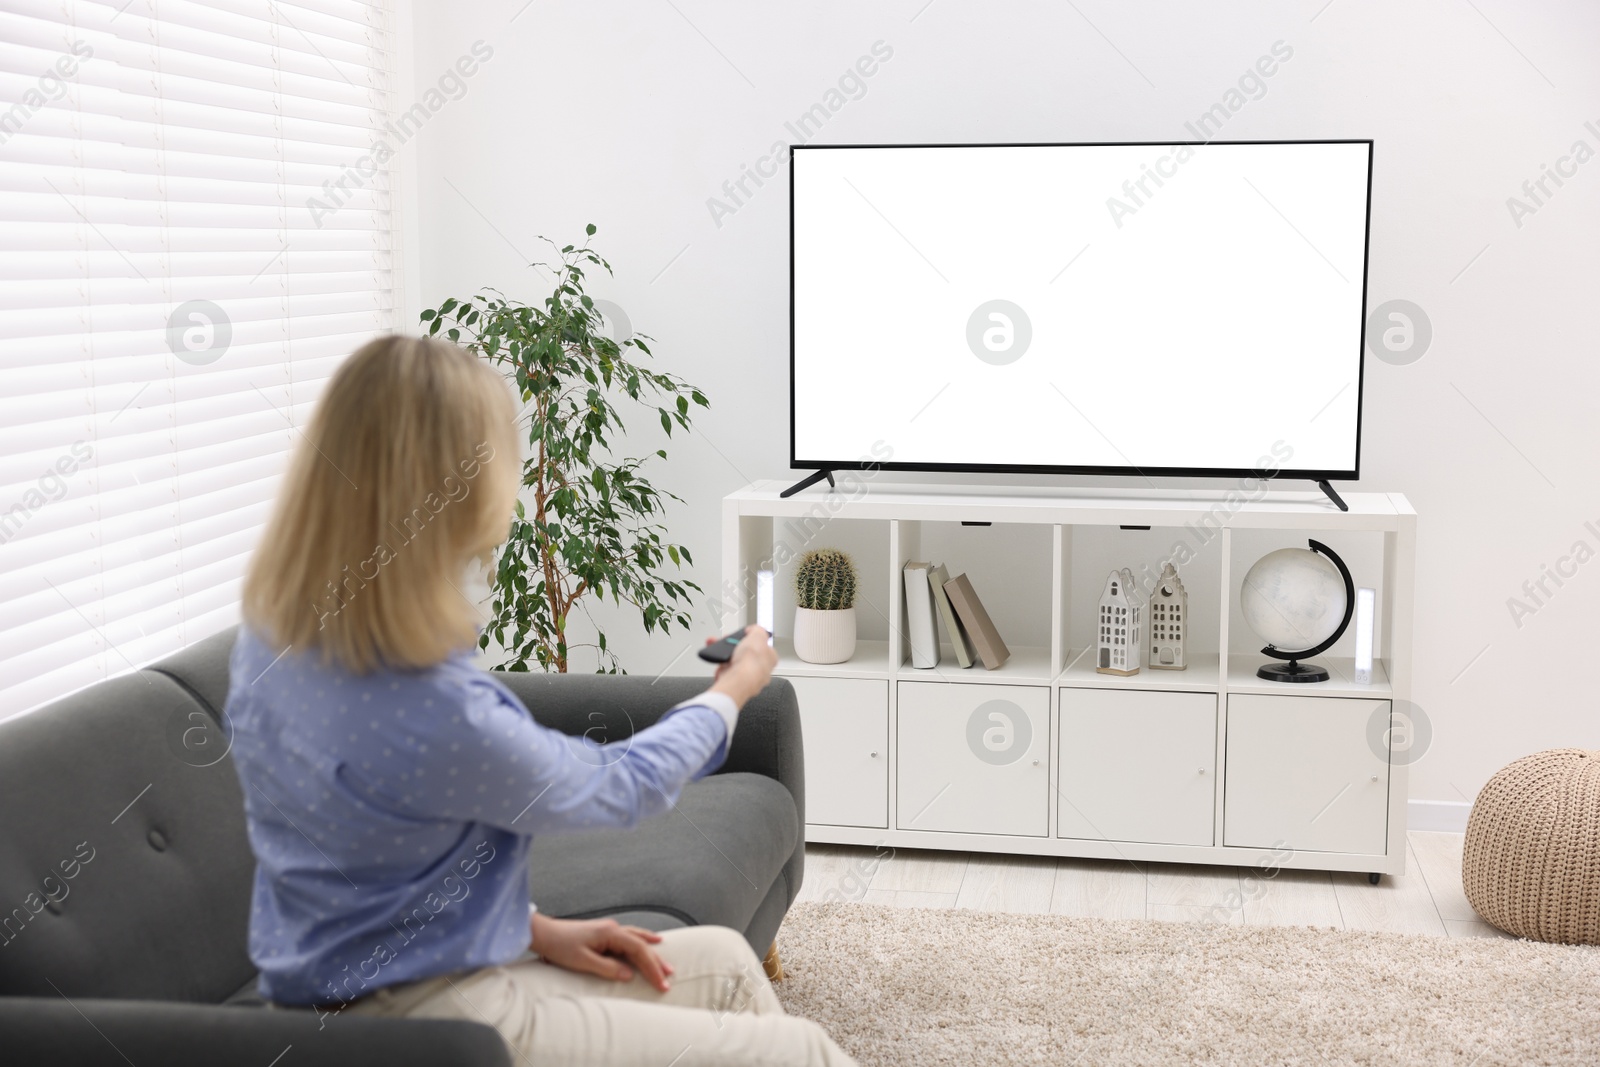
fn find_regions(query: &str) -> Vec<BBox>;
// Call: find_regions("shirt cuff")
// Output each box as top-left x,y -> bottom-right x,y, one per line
670,690 -> 739,745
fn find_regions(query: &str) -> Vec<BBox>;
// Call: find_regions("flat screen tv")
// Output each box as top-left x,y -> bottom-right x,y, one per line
790,140 -> 1373,487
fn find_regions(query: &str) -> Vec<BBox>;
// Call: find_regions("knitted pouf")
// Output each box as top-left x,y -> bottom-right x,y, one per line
1462,748 -> 1600,944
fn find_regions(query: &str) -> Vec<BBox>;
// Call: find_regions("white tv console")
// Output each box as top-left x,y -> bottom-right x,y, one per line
721,481 -> 1416,880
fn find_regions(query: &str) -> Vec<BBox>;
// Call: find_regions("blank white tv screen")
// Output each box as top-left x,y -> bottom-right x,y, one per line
791,141 -> 1371,478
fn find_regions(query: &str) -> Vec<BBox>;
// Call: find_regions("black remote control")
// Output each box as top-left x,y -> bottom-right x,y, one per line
697,627 -> 761,663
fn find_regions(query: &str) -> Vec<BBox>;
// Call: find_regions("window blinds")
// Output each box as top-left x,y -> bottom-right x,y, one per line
0,0 -> 397,719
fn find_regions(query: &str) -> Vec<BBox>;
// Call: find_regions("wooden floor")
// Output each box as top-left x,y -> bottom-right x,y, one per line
799,831 -> 1512,940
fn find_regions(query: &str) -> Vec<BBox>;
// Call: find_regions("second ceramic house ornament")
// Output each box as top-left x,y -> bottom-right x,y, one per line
1148,562 -> 1187,670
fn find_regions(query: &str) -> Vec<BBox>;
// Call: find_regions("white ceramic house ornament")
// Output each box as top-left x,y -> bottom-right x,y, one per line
1096,568 -> 1143,676
1147,562 -> 1187,670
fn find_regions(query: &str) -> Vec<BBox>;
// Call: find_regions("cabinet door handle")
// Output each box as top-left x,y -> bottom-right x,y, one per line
870,751 -> 878,758
1370,773 -> 1379,781
1032,759 -> 1041,766
1198,768 -> 1207,775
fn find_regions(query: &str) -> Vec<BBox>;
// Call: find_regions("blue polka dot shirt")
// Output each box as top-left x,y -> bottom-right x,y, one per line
224,626 -> 735,1007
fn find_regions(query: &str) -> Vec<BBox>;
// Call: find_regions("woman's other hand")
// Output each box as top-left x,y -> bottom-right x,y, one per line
708,625 -> 777,710
529,913 -> 676,992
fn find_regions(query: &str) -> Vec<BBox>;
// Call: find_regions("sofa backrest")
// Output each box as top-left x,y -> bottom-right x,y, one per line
0,628 -> 256,1003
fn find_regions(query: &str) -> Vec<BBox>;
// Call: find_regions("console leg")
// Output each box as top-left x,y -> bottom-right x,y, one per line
1368,872 -> 1381,885
763,941 -> 784,982
779,469 -> 836,498
1317,479 -> 1350,512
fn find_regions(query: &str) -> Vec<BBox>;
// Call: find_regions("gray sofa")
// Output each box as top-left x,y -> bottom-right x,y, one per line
0,626 -> 805,1067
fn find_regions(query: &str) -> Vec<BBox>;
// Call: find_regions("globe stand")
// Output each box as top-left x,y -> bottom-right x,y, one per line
1252,539 -> 1355,685
1256,659 -> 1331,683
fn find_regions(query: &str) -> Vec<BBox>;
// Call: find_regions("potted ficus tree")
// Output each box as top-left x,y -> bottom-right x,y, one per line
792,548 -> 857,664
420,225 -> 707,673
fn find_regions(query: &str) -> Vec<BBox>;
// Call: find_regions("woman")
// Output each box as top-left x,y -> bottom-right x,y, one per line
226,335 -> 856,1066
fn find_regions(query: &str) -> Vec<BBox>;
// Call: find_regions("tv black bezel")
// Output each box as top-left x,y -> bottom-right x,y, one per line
788,139 -> 1374,483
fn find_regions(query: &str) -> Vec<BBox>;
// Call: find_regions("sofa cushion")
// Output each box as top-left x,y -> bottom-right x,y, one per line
0,671 -> 256,1002
495,669 -> 807,933
526,772 -> 798,941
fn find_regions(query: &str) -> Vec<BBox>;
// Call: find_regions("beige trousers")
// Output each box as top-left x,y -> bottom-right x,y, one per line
343,925 -> 857,1067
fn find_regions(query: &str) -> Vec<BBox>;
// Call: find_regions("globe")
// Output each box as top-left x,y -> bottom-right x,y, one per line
1240,547 -> 1349,652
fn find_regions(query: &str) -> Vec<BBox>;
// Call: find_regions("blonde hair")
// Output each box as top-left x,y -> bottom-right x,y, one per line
242,335 -> 520,673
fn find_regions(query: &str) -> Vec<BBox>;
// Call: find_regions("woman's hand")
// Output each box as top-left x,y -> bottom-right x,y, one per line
708,625 -> 777,709
529,913 -> 676,992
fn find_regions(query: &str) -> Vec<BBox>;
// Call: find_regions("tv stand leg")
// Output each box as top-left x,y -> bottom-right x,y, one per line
1316,479 -> 1349,512
779,469 -> 836,498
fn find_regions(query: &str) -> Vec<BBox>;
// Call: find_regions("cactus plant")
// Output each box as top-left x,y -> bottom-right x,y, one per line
795,549 -> 857,611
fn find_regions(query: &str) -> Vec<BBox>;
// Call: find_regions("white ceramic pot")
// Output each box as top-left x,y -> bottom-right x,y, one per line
792,606 -> 857,664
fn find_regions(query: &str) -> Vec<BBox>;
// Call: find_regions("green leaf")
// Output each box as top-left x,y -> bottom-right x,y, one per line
432,229 -> 711,676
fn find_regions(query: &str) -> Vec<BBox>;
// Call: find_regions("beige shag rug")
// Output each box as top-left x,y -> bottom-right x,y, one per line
773,902 -> 1600,1066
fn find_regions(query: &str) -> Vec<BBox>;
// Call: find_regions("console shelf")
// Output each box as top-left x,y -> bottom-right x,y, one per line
722,482 -> 1416,878
773,638 -> 894,679
1058,648 -> 1222,692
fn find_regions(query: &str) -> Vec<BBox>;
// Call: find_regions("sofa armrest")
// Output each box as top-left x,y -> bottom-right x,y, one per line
0,997 -> 510,1067
494,672 -> 806,910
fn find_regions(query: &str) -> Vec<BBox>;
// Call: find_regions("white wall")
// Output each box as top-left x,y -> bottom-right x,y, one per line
405,0 -> 1600,811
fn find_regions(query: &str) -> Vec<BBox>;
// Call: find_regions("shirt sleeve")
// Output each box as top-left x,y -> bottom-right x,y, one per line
335,675 -> 736,837
693,690 -> 739,744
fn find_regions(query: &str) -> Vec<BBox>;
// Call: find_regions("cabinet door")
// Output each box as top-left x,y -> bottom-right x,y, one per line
1224,695 -> 1390,856
780,676 -> 888,829
896,682 -> 1049,837
1058,689 -> 1217,846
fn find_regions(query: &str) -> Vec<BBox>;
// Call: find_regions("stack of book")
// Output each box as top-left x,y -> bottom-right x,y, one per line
902,561 -> 1009,670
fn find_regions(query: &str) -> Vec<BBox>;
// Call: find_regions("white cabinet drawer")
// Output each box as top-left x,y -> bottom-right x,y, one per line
780,676 -> 888,829
896,682 -> 1049,837
1058,689 -> 1217,846
1224,695 -> 1390,856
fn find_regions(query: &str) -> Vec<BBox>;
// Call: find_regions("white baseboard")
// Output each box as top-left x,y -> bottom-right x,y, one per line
1408,799 -> 1471,833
